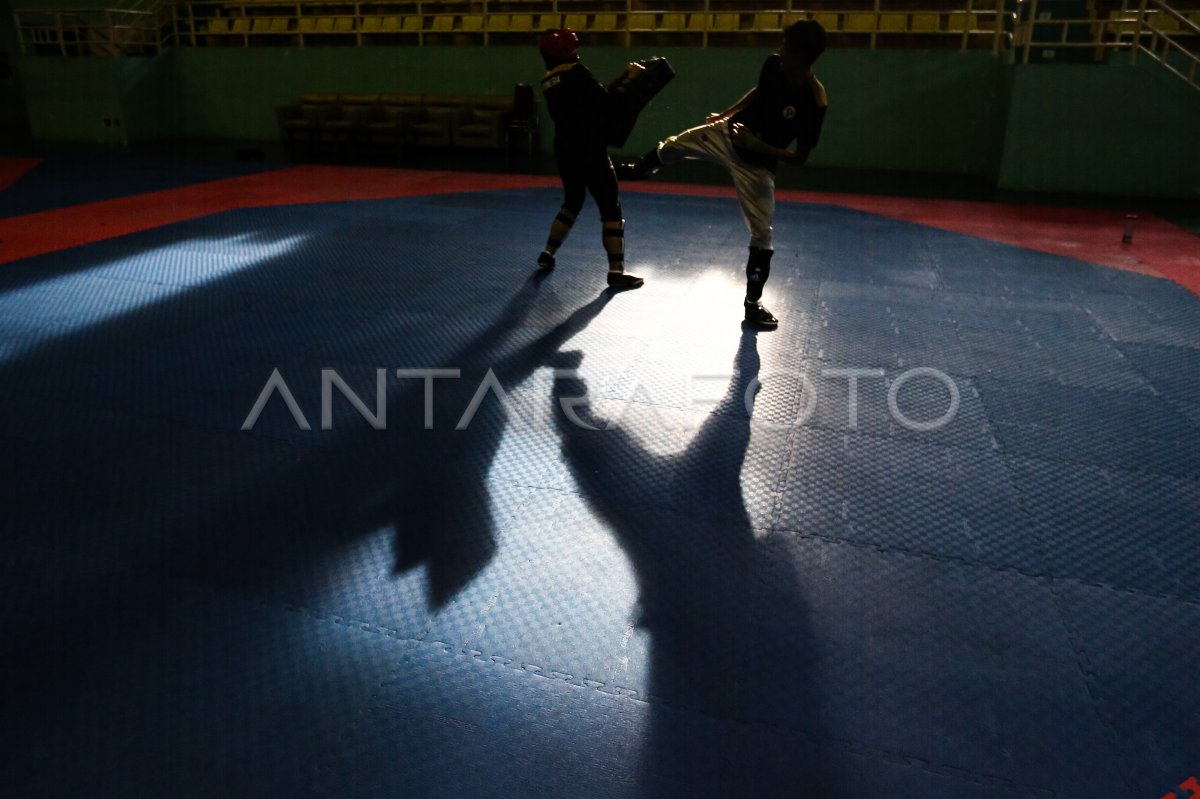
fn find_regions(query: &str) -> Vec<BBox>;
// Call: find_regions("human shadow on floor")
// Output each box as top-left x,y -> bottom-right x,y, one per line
550,331 -> 830,796
148,272 -> 617,609
367,279 -> 615,607
2,264 -> 616,718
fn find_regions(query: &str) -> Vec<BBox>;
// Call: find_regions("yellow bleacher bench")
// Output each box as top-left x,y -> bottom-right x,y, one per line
911,13 -> 940,33
591,14 -> 618,31
712,14 -> 739,32
844,13 -> 876,32
754,13 -> 779,31
660,13 -> 685,31
948,13 -> 978,32
627,13 -> 654,31
812,13 -> 838,32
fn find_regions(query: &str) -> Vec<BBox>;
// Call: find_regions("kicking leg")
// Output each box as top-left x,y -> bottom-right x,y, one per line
615,121 -> 725,180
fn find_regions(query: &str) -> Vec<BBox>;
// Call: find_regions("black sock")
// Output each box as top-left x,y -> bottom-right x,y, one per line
637,146 -> 663,176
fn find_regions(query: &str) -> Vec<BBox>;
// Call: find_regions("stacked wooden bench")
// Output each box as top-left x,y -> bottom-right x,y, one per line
276,92 -> 523,159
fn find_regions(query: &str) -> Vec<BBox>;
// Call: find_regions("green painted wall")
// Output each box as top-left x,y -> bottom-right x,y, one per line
814,50 -> 1007,176
118,51 -> 183,142
21,56 -> 126,143
20,50 -> 179,144
171,46 -> 1006,176
997,62 -> 1200,197
174,46 -> 531,141
11,41 -> 1200,197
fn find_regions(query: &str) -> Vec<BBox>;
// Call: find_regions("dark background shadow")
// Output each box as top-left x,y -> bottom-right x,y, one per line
551,332 -> 830,796
12,172 -> 1191,796
1,259 -> 613,656
0,196 -> 622,796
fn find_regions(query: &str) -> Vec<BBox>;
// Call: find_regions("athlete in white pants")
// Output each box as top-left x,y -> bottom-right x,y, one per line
655,120 -> 777,252
617,20 -> 829,330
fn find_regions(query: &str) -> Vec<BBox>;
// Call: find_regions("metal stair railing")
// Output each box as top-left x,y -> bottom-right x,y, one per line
1129,0 -> 1200,92
14,0 -> 171,55
1017,0 -> 1199,92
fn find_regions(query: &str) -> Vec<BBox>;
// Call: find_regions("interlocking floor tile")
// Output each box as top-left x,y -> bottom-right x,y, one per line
3,169 -> 1198,799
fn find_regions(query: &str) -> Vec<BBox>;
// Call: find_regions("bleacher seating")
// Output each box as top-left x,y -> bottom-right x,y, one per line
18,0 -> 1200,96
844,13 -> 876,32
157,0 -> 1196,55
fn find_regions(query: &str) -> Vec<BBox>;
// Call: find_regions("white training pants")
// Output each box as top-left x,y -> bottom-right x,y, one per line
657,120 -> 776,251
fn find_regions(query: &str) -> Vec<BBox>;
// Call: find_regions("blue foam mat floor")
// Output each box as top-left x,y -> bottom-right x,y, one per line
1,178 -> 1198,798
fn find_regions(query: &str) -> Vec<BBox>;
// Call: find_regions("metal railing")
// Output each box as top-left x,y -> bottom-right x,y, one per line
1017,0 -> 1200,91
168,0 -> 1013,52
15,5 -> 168,55
14,1 -> 1017,54
1128,0 -> 1200,90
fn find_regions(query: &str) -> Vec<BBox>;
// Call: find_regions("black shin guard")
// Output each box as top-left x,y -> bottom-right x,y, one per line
616,147 -> 663,181
745,247 -> 774,303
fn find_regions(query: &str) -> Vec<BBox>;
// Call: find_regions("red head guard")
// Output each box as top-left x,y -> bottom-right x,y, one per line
538,28 -> 579,59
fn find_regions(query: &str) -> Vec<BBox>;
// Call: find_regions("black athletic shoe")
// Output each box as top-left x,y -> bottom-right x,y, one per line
607,271 -> 644,289
744,300 -> 778,329
614,161 -> 646,181
536,251 -> 556,270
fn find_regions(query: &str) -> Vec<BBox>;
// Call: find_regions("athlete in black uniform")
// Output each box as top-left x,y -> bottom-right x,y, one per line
618,20 -> 829,328
536,28 -> 644,290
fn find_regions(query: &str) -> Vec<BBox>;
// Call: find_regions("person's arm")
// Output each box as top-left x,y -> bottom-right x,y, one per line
809,74 -> 829,109
606,61 -> 646,93
732,74 -> 828,167
705,88 -> 756,124
731,123 -> 810,166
